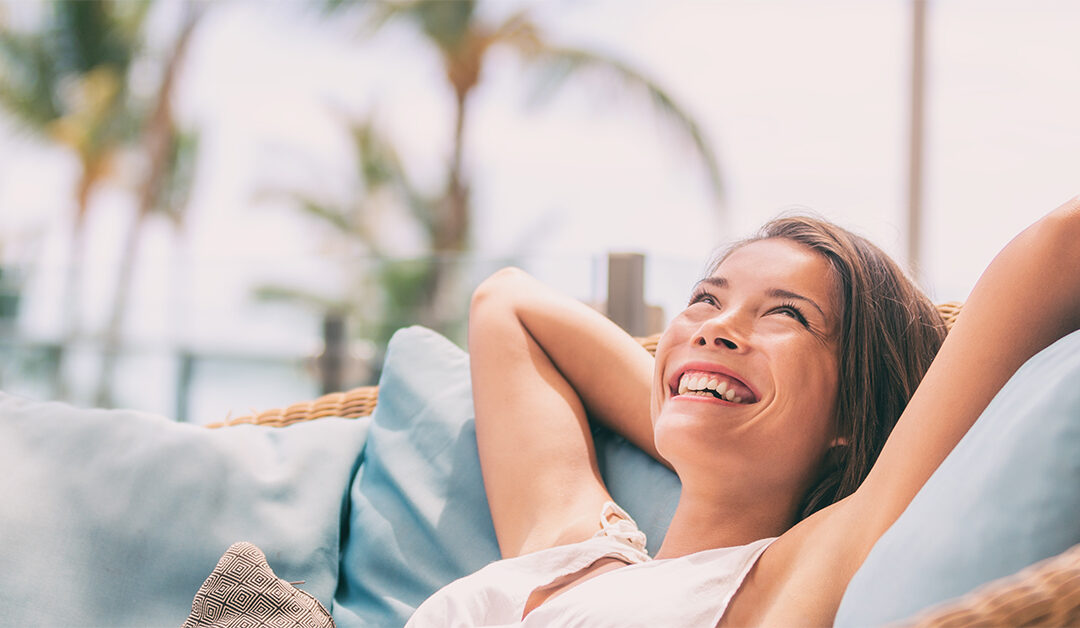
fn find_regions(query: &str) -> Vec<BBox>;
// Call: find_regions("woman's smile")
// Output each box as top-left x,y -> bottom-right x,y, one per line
667,362 -> 759,405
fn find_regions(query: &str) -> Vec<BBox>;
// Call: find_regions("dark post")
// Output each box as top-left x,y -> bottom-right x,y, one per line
907,0 -> 927,281
175,350 -> 195,422
607,253 -> 646,337
319,312 -> 347,395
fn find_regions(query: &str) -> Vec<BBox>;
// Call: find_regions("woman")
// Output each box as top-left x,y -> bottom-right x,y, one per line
408,198 -> 1080,626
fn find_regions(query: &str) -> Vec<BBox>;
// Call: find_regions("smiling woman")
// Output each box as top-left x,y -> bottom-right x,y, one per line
652,236 -> 847,540
687,217 -> 948,522
407,198 -> 1080,627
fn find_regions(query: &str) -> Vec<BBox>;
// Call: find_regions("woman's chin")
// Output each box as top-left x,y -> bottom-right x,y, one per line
653,408 -> 742,462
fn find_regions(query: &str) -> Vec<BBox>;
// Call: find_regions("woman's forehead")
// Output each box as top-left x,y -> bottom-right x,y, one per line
710,239 -> 839,308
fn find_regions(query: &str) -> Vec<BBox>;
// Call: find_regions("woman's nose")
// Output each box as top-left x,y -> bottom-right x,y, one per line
693,310 -> 747,351
695,335 -> 738,350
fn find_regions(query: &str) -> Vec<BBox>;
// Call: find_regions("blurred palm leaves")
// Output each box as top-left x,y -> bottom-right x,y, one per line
1,0 -> 724,403
342,0 -> 724,256
0,3 -> 147,377
0,0 -> 203,404
258,119 -> 444,367
264,0 -> 724,382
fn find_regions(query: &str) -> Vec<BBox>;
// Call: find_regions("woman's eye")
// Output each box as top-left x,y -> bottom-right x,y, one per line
773,304 -> 809,326
689,291 -> 718,307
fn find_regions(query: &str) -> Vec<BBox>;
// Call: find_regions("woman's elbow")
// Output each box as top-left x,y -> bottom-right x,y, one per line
1028,196 -> 1080,329
470,267 -> 532,313
1042,195 -> 1080,239
468,267 -> 534,346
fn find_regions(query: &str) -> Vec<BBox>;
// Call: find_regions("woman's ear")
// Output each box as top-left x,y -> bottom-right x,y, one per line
829,436 -> 849,447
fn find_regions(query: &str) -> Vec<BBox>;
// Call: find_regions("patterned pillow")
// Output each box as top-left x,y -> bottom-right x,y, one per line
184,542 -> 333,628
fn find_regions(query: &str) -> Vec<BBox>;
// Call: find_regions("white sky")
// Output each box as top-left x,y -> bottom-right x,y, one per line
1,0 -> 1078,414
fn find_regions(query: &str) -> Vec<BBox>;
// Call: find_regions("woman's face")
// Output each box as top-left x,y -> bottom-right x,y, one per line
651,238 -> 842,501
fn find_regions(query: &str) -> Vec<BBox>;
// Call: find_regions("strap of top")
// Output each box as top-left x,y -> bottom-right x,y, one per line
593,501 -> 648,553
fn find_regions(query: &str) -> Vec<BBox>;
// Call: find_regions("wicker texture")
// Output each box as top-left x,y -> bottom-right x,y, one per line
204,388 -> 379,429
897,542 -> 1080,627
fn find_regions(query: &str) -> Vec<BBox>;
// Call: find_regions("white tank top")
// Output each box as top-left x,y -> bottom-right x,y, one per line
407,502 -> 776,627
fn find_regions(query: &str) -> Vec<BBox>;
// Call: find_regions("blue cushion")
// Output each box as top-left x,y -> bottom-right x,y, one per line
332,326 -> 680,628
836,329 -> 1080,626
0,393 -> 370,627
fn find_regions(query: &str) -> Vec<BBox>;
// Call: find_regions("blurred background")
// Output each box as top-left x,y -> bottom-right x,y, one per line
1,0 -> 1077,424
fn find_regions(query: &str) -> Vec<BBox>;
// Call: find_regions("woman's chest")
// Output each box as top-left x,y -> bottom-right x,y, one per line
522,539 -> 775,627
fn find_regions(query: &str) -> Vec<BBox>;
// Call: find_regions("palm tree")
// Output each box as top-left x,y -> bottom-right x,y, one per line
257,118 -> 443,380
93,8 -> 204,407
338,1 -> 724,242
313,0 -> 724,339
1,1 -> 206,406
0,0 -> 151,398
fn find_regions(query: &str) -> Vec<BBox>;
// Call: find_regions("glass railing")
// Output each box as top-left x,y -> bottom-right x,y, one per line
0,253 -> 702,424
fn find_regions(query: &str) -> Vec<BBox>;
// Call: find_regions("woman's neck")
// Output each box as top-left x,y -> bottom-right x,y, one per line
654,482 -> 793,559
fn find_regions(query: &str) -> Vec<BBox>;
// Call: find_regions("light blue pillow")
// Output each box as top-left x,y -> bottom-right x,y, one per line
0,393 -> 370,627
836,329 -> 1080,626
332,326 -> 680,628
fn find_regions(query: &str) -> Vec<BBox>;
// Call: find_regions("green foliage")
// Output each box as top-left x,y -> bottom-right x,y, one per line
0,27 -> 64,126
411,0 -> 475,54
258,116 -> 447,366
153,130 -> 199,224
0,265 -> 20,322
52,0 -> 146,75
1,0 -> 204,406
0,0 -> 148,161
371,257 -> 436,345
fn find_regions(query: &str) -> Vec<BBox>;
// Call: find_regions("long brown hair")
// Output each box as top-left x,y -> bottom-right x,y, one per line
713,215 -> 947,520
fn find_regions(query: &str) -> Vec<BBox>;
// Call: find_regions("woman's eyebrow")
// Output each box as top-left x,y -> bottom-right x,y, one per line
695,276 -> 727,289
768,288 -> 827,319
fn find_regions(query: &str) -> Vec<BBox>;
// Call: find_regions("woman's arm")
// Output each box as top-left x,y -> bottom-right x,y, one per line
468,267 -> 657,558
849,196 -> 1080,550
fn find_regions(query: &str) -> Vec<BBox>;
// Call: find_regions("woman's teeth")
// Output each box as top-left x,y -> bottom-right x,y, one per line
676,372 -> 749,404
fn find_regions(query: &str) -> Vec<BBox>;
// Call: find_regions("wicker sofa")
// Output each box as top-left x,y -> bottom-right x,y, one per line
209,301 -> 1080,627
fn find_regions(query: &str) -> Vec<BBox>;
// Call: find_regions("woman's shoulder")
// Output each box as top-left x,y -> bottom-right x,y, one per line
720,498 -> 866,626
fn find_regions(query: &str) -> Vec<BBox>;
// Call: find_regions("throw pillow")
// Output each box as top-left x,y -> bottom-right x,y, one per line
183,541 -> 333,628
0,393 -> 369,627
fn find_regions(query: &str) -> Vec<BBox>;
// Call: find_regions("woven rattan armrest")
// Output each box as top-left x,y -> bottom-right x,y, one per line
895,542 -> 1080,627
205,389 -> 379,429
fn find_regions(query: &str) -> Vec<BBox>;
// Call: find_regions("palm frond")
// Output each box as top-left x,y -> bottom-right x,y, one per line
152,129 -> 199,223
111,0 -> 155,43
512,41 -> 724,203
297,196 -> 356,234
319,0 -> 417,40
52,0 -> 142,75
253,284 -> 353,316
411,0 -> 475,54
349,120 -> 438,236
0,29 -> 62,127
